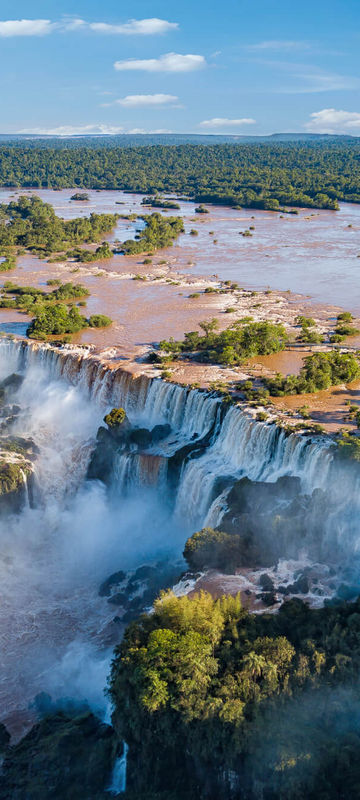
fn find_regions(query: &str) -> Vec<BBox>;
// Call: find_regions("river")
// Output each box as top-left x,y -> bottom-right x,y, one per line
0,188 -> 359,312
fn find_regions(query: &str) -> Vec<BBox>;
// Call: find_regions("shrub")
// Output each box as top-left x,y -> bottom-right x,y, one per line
88,314 -> 112,328
296,315 -> 316,327
27,304 -> 87,339
77,241 -> 113,262
297,405 -> 310,419
300,329 -> 324,344
256,411 -> 268,421
337,431 -> 360,461
266,351 -> 360,396
121,213 -> 184,255
51,282 -> 90,300
334,324 -> 359,336
0,255 -> 16,272
104,408 -> 126,429
337,311 -> 353,322
70,192 -> 89,201
184,527 -> 243,572
160,319 -> 288,366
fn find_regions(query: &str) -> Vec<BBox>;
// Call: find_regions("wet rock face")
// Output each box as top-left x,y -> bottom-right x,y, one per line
0,373 -> 25,435
87,407 -> 173,486
259,573 -> 275,592
0,372 -> 39,512
0,722 -> 10,752
98,561 -> 183,624
0,373 -> 24,398
219,475 -> 328,566
129,427 -> 152,448
87,425 -> 119,484
98,570 -> 127,597
0,438 -> 38,513
0,711 -> 116,800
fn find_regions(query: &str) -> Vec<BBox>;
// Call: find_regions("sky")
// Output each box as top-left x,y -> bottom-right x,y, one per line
1,0 -> 360,136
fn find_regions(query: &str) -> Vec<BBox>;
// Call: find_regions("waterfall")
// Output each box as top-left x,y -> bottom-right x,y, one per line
3,337 -> 358,560
108,742 -> 128,795
0,335 -> 360,751
0,338 -> 334,500
113,451 -> 168,495
0,340 -> 218,439
174,407 -> 332,528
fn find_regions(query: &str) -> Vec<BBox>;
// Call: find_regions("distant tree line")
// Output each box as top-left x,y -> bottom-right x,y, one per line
2,141 -> 360,209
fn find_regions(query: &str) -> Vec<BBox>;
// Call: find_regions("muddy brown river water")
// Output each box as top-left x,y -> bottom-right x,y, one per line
1,188 -> 359,431
1,187 -> 359,310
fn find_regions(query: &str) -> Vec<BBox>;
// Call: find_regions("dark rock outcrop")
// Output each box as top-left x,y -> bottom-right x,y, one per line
98,570 -> 126,597
0,373 -> 24,397
151,423 -> 171,442
129,428 -> 152,448
219,475 -> 322,566
0,711 -> 116,800
88,407 -> 169,485
0,437 -> 38,513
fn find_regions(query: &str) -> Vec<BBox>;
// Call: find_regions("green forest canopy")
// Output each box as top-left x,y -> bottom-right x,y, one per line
109,589 -> 360,799
2,141 -> 360,210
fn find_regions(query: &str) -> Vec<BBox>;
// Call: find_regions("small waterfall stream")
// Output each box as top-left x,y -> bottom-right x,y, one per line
108,743 -> 128,795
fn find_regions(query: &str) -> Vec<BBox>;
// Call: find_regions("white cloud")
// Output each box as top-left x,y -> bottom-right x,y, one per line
114,52 -> 206,73
89,18 -> 178,35
0,17 -> 177,37
0,19 -> 55,37
304,108 -> 360,134
18,125 -> 126,136
62,18 -> 85,31
200,117 -> 256,128
17,125 -> 175,137
247,40 -> 310,51
115,94 -> 179,107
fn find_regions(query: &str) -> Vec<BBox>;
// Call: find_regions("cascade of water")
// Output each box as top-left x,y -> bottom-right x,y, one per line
108,743 -> 128,795
174,406 -> 333,528
2,338 -> 356,558
112,451 -> 168,495
138,379 -> 219,440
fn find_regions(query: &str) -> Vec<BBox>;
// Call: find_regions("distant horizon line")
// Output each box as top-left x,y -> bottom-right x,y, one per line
0,131 -> 359,139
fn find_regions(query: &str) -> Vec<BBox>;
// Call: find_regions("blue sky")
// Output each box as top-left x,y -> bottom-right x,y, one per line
1,0 -> 360,135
